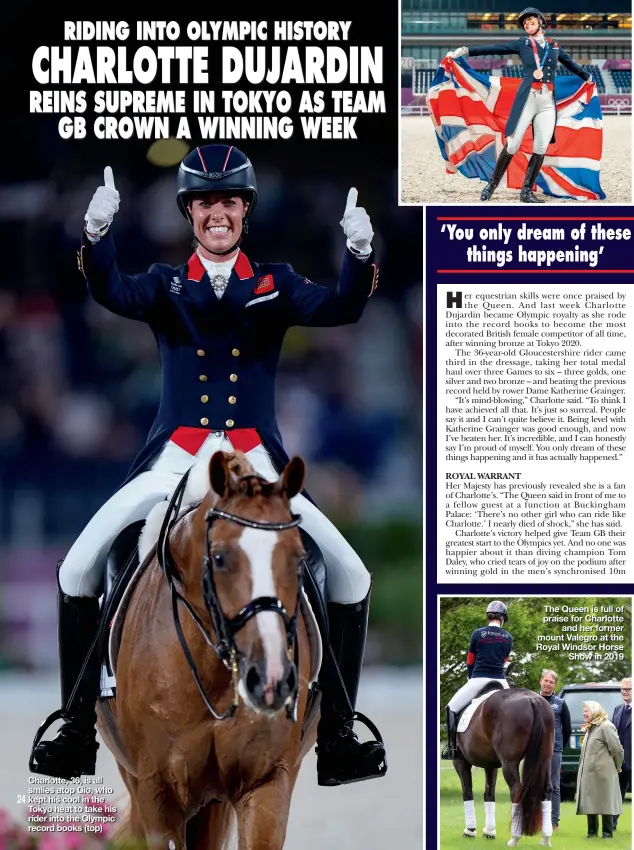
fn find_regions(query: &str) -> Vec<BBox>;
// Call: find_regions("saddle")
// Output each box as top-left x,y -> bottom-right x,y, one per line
456,681 -> 507,733
96,518 -> 329,703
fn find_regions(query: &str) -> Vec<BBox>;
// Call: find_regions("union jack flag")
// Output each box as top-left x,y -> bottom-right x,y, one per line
427,57 -> 605,201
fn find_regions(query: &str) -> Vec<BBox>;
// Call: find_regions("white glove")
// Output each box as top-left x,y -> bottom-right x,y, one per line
447,47 -> 468,59
340,188 -> 373,260
85,166 -> 120,243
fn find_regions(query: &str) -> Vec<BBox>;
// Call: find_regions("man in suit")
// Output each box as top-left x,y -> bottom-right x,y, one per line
612,677 -> 632,830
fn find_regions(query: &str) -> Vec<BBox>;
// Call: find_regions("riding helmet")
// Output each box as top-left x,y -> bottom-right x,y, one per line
176,144 -> 258,223
518,7 -> 547,28
486,600 -> 508,623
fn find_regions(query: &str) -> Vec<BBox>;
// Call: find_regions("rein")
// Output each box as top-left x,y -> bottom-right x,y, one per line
156,469 -> 303,722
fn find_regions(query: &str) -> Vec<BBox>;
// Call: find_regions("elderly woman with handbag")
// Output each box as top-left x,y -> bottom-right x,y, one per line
576,700 -> 625,839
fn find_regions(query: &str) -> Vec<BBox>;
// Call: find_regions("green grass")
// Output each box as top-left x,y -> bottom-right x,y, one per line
439,763 -> 631,849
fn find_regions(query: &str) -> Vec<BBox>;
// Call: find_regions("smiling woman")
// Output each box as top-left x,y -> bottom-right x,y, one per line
29,142 -> 386,797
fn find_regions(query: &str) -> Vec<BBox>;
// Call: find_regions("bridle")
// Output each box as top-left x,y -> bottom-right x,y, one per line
156,468 -> 303,721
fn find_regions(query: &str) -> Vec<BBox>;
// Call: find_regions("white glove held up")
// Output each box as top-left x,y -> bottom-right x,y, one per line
340,188 -> 373,260
447,46 -> 468,58
85,167 -> 120,242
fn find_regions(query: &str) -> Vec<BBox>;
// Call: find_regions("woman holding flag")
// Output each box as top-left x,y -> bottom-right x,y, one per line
446,7 -> 592,203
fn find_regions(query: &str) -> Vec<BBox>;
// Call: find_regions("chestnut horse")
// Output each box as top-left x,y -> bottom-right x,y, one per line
453,688 -> 554,847
97,450 -> 318,849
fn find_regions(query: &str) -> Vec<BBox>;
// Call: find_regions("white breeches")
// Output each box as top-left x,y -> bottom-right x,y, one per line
506,88 -> 556,156
448,676 -> 510,712
58,433 -> 371,604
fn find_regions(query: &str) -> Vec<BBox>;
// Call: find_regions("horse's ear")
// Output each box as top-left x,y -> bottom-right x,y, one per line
209,451 -> 231,498
280,456 -> 305,500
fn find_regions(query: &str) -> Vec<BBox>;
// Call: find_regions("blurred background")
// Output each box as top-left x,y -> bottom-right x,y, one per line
401,0 -> 632,114
0,132 -> 423,672
0,15 -> 423,676
0,16 -> 423,843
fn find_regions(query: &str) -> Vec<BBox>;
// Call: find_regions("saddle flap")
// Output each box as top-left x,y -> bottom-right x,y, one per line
298,528 -> 328,642
457,689 -> 500,733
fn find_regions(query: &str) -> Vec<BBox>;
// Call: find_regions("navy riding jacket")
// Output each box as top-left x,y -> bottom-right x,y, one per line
78,231 -> 379,489
466,625 -> 513,679
468,36 -> 591,143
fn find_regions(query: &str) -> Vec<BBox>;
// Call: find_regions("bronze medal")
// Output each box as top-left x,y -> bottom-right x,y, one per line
534,69 -> 543,80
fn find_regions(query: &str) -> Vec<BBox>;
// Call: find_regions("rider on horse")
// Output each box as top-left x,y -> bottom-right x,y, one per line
442,600 -> 513,759
30,144 -> 385,787
446,7 -> 592,203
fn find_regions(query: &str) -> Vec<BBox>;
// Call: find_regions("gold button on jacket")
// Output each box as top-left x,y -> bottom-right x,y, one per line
201,395 -> 209,403
228,396 -> 237,404
200,417 -> 209,426
230,374 -> 238,382
199,375 -> 207,382
197,349 -> 205,357
226,419 -> 235,428
232,348 -> 240,357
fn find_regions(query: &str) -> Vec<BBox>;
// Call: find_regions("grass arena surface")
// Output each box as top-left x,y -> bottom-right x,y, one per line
440,762 -> 632,848
400,114 -> 632,205
1,668 -> 421,848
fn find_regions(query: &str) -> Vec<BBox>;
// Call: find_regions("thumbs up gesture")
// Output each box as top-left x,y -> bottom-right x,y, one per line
340,188 -> 373,258
85,167 -> 120,241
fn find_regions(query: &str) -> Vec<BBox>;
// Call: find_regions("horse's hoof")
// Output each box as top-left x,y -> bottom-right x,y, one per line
483,829 -> 496,839
507,839 -> 519,847
539,840 -> 552,847
464,829 -> 477,838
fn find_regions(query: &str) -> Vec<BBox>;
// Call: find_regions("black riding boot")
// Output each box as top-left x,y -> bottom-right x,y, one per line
520,153 -> 546,203
30,567 -> 101,780
441,706 -> 458,759
480,144 -> 514,201
316,587 -> 387,786
586,814 -> 599,837
601,815 -> 613,838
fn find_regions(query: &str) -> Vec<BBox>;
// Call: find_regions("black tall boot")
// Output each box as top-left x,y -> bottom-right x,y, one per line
30,565 -> 101,780
481,144 -> 514,201
586,814 -> 599,837
520,153 -> 546,203
601,815 -> 613,838
316,587 -> 387,786
441,706 -> 458,759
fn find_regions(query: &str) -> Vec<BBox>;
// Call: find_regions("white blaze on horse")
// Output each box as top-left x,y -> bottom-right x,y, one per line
98,451 -> 321,850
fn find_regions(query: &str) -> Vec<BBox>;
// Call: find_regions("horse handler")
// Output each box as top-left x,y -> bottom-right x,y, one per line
537,669 -> 572,831
446,6 -> 592,203
30,144 -> 385,787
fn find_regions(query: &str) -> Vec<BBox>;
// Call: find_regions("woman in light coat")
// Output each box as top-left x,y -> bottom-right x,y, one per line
576,700 -> 624,839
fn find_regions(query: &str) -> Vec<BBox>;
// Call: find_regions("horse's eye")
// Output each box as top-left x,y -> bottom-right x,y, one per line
212,552 -> 226,570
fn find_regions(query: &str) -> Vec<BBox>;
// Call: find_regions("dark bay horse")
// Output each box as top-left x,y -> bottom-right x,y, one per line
97,450 -> 318,849
454,688 -> 555,847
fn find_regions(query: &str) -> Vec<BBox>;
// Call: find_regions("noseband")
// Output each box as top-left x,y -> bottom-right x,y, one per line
156,468 -> 303,722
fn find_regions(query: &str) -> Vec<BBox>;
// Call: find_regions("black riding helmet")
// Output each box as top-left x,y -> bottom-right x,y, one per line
486,600 -> 508,623
176,143 -> 258,223
518,7 -> 547,29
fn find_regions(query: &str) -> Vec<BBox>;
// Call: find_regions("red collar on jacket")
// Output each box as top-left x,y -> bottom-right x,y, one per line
186,250 -> 254,282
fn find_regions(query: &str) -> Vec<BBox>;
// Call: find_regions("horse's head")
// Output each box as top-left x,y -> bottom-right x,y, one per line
202,450 -> 306,716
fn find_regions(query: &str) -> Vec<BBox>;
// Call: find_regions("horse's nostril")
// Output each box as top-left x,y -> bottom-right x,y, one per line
285,665 -> 296,695
246,664 -> 261,694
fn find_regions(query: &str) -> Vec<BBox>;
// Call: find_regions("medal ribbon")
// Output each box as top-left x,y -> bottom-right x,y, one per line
530,37 -> 550,72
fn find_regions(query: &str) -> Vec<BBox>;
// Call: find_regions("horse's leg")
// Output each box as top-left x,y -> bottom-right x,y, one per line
234,765 -> 291,850
539,759 -> 553,848
483,766 -> 498,840
189,801 -> 237,850
113,764 -> 145,843
454,756 -> 477,838
135,775 -> 187,850
502,761 -> 523,848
